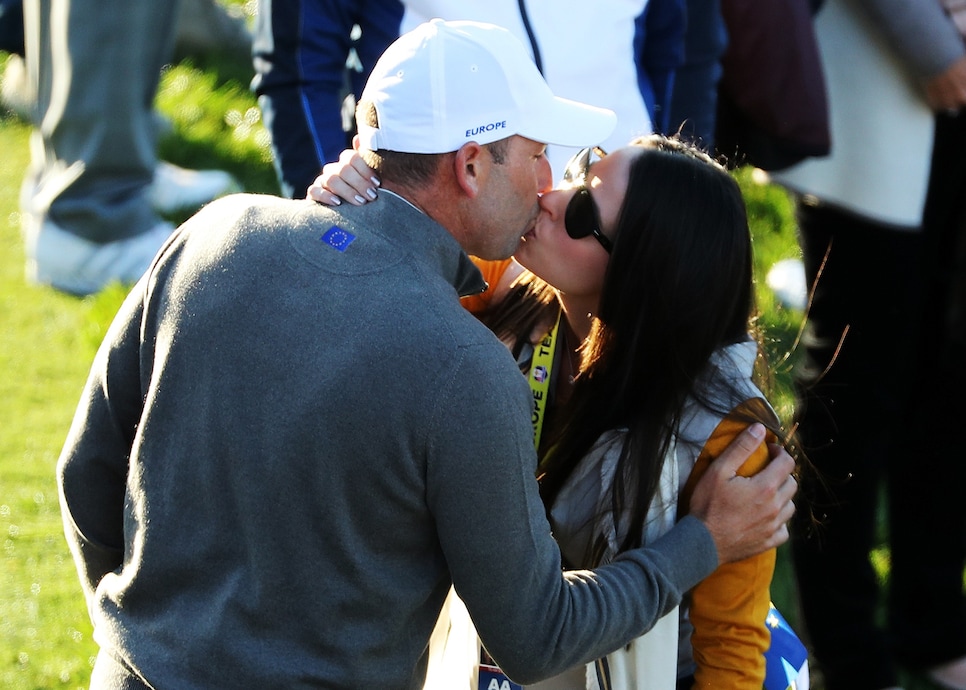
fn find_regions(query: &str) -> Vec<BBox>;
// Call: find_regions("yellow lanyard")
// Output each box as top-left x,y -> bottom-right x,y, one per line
528,310 -> 561,451
476,312 -> 561,690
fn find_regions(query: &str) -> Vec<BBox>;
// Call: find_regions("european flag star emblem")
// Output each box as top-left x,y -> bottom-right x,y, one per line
764,603 -> 810,690
321,225 -> 356,252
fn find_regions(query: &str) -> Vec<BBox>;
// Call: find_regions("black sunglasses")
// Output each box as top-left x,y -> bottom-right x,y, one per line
562,146 -> 612,254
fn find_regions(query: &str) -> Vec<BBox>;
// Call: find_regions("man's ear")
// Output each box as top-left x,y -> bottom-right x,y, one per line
352,134 -> 361,151
453,142 -> 488,198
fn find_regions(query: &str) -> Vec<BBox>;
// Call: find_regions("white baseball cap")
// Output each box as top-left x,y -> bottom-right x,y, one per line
356,18 -> 618,154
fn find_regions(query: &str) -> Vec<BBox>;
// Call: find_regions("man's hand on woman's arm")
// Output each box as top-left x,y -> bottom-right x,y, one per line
688,424 -> 797,564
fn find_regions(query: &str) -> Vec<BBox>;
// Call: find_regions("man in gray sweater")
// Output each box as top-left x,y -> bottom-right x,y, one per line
57,19 -> 797,689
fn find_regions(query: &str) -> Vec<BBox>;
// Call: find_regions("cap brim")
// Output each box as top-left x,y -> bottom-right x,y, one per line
518,96 -> 618,149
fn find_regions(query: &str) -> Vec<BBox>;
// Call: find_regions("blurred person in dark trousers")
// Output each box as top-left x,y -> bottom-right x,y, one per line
774,0 -> 966,687
18,0 -> 239,296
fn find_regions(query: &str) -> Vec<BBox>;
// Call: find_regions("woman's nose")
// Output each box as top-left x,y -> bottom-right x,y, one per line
537,154 -> 554,194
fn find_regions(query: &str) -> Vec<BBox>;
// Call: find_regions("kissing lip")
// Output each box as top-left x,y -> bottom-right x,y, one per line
522,209 -> 551,243
521,219 -> 538,243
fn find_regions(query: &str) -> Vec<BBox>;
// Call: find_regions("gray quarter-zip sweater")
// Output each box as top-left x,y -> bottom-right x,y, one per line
57,192 -> 717,689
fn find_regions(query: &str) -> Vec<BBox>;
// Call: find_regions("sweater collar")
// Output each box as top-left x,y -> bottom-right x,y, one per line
369,192 -> 487,298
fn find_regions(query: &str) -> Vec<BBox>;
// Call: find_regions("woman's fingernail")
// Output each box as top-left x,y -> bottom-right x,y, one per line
354,195 -> 367,204
370,176 -> 381,186
366,188 -> 378,200
330,195 -> 341,205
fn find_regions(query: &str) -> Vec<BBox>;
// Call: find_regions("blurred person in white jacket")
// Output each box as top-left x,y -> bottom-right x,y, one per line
253,0 -> 687,196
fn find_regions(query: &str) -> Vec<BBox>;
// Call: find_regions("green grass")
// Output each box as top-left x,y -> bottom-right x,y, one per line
0,19 -> 947,689
0,28 -> 280,686
0,118 -> 100,687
